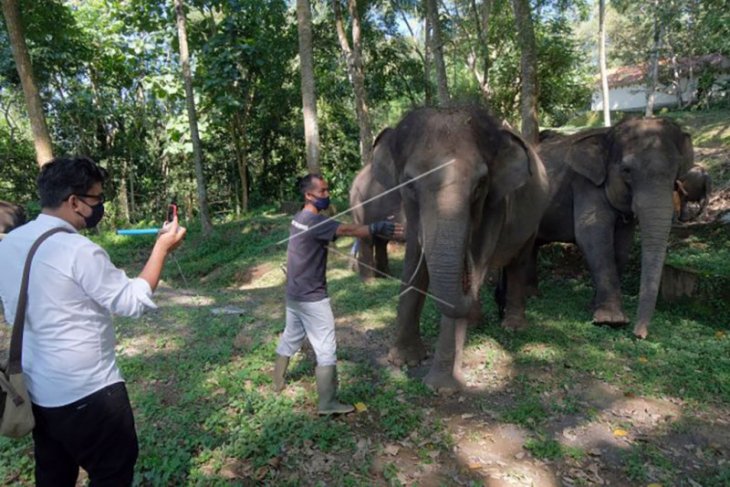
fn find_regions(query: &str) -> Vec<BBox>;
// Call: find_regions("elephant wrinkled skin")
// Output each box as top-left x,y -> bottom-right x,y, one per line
349,131 -> 404,280
519,117 -> 694,339
372,106 -> 549,393
0,201 -> 27,238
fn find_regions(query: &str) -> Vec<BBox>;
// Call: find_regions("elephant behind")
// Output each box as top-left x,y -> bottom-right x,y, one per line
515,117 -> 693,339
0,201 -> 27,238
349,134 -> 404,280
372,106 -> 549,392
676,164 -> 712,222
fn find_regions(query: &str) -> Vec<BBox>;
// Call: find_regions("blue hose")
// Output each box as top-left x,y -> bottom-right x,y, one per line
116,228 -> 160,236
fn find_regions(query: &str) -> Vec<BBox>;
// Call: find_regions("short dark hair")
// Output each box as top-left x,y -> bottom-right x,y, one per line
37,157 -> 108,208
297,173 -> 323,198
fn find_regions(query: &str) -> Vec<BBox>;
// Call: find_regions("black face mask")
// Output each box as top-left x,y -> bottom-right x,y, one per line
79,200 -> 105,229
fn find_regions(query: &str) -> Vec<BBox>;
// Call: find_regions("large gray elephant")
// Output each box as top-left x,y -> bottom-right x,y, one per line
372,106 -> 549,392
516,117 -> 694,339
349,130 -> 404,280
676,164 -> 712,222
0,201 -> 27,237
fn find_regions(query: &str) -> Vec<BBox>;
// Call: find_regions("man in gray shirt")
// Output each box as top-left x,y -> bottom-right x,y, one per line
274,174 -> 402,414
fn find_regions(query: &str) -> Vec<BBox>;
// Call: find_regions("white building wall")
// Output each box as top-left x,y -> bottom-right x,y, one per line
591,78 -> 699,112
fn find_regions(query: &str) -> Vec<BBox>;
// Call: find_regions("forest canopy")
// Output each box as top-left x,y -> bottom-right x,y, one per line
1,0 -> 727,226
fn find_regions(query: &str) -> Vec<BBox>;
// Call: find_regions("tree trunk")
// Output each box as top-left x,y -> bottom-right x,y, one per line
117,158 -> 131,225
175,0 -> 212,234
426,0 -> 449,104
297,0 -> 320,174
231,114 -> 249,212
1,0 -> 54,167
510,0 -> 539,144
473,0 -> 493,102
669,49 -> 683,108
645,0 -> 663,117
598,0 -> 611,127
424,12 -> 432,105
333,0 -> 373,166
129,162 -> 136,220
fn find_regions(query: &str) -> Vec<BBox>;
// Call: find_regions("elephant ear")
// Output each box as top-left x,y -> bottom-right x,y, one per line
676,131 -> 694,176
487,130 -> 533,206
371,127 -> 398,188
565,130 -> 608,186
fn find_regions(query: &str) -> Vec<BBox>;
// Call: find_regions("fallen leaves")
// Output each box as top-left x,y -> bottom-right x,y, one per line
612,428 -> 629,437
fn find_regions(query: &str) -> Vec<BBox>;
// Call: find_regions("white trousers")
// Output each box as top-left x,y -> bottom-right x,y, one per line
276,298 -> 337,366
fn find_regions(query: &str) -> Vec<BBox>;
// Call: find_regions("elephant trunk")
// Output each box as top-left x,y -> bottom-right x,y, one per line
634,191 -> 674,338
423,216 -> 475,319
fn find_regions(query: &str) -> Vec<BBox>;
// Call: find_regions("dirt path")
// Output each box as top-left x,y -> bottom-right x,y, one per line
146,259 -> 729,487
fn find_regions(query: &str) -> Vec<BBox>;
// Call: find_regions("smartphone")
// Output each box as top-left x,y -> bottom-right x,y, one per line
166,203 -> 178,223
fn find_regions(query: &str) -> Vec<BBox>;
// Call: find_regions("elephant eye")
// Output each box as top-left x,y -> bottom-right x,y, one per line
620,166 -> 632,175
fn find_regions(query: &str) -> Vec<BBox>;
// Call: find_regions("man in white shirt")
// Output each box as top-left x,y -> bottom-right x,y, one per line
0,157 -> 186,487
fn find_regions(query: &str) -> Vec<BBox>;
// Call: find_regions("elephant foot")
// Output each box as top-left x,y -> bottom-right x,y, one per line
423,366 -> 465,395
633,323 -> 649,340
388,340 -> 428,367
592,306 -> 629,326
501,315 -> 529,331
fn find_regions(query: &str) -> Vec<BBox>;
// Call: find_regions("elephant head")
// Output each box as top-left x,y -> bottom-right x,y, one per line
0,201 -> 27,235
566,118 -> 694,338
373,107 -> 536,320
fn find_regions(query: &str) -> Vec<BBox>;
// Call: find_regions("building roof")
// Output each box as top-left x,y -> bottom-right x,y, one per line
601,54 -> 730,88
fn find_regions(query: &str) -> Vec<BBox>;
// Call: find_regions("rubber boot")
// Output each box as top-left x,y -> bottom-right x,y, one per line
315,365 -> 354,415
272,355 -> 290,393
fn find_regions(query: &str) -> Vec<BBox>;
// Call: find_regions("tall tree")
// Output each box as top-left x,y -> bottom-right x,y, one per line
426,0 -> 449,104
598,0 -> 611,126
1,0 -> 53,166
645,0 -> 663,117
297,0 -> 320,173
510,0 -> 539,144
174,0 -> 212,234
333,0 -> 373,166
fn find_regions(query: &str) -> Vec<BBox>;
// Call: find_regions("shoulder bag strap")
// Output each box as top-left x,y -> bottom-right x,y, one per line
7,227 -> 74,374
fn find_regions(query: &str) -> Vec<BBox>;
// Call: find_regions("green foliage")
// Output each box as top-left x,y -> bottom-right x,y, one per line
2,202 -> 729,484
523,437 -> 566,460
622,443 -> 675,483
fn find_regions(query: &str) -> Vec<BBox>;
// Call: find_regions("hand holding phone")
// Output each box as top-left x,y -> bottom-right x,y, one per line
158,202 -> 186,252
167,203 -> 178,223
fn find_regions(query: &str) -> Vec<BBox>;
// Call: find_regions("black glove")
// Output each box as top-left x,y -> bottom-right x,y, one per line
369,221 -> 395,239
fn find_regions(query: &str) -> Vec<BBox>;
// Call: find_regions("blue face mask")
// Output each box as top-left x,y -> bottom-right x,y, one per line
313,196 -> 330,211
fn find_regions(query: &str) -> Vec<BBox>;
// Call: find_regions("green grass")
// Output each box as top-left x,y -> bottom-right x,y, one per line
523,437 -> 584,461
666,224 -> 730,279
2,185 -> 729,484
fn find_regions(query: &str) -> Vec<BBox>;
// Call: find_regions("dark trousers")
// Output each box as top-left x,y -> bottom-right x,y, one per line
31,382 -> 139,487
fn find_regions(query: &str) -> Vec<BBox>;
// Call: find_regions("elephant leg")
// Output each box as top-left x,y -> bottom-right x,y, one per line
678,201 -> 690,222
467,297 -> 483,328
424,316 -> 467,394
574,185 -> 628,325
525,243 -> 540,298
500,238 -> 534,331
388,239 -> 429,367
374,237 -> 390,277
493,268 -> 507,319
614,218 -> 635,279
358,238 -> 375,281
